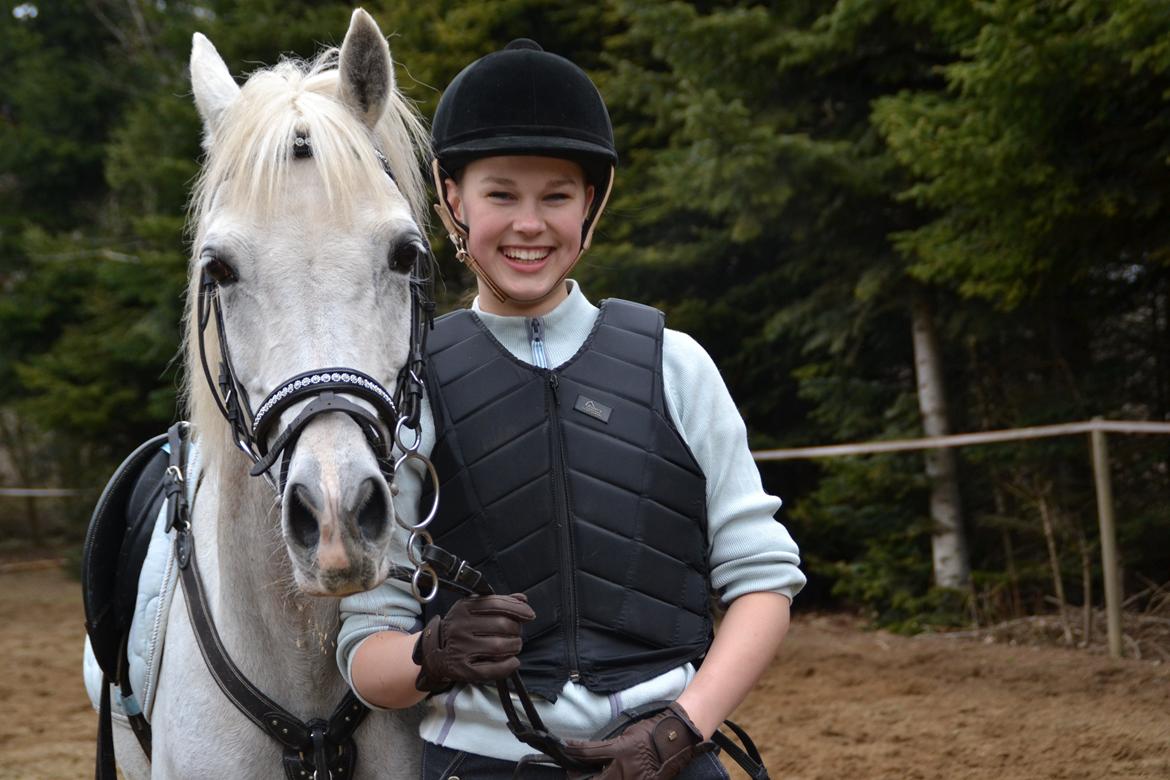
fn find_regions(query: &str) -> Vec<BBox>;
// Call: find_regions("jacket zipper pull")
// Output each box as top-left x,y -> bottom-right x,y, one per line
547,372 -> 560,403
529,317 -> 548,369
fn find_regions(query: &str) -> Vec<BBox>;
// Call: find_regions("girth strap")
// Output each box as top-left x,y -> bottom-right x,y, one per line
93,609 -> 154,780
118,632 -> 152,759
95,675 -> 115,780
168,426 -> 367,780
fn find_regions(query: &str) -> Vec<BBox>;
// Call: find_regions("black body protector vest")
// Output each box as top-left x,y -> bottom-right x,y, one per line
421,300 -> 712,699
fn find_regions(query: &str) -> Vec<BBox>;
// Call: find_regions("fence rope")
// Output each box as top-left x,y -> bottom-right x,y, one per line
752,419 -> 1170,461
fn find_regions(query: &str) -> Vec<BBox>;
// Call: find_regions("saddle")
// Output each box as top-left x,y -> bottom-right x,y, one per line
83,432 -> 169,682
82,423 -> 193,769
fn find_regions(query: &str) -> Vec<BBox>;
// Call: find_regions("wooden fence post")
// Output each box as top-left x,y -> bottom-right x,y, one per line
1089,420 -> 1123,659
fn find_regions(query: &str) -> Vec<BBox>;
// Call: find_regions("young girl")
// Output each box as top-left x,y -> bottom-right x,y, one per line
338,39 -> 805,780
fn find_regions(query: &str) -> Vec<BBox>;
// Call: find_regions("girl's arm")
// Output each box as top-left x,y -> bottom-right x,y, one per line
350,629 -> 426,709
676,591 -> 791,738
349,592 -> 535,709
659,330 -> 801,735
561,590 -> 791,774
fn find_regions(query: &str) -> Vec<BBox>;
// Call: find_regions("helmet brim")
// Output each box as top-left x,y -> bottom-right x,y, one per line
438,134 -> 618,172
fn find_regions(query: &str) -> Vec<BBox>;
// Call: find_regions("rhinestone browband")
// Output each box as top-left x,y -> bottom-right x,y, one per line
251,370 -> 396,434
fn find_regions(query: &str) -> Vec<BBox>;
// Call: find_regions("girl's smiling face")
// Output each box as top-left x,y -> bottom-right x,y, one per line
445,155 -> 594,316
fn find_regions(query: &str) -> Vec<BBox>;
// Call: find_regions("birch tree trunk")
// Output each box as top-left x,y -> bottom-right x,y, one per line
1037,491 -> 1074,645
911,292 -> 971,588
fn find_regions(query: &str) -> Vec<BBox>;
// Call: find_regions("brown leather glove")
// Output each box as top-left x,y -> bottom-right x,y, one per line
411,593 -> 535,693
562,701 -> 716,780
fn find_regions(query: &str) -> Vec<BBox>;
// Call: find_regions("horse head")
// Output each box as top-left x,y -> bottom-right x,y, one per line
185,10 -> 430,597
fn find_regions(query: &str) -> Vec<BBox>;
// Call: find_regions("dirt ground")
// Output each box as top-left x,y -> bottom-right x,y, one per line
1,565 -> 1168,780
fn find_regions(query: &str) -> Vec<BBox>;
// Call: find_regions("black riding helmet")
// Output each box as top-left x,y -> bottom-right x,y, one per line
431,39 -> 618,304
432,38 -> 617,187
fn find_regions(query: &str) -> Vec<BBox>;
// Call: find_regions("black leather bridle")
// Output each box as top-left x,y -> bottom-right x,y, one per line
195,184 -> 431,495
174,139 -> 437,780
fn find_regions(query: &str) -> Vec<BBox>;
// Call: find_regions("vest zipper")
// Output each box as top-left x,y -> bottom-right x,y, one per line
529,317 -> 548,369
546,372 -> 581,681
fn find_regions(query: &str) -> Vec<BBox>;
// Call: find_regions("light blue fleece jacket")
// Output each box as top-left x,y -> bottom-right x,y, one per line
337,281 -> 805,761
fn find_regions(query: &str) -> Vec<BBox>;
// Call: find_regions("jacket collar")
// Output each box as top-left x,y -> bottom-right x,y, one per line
471,279 -> 597,345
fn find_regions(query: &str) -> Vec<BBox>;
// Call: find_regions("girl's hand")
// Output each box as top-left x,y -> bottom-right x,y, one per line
412,593 -> 535,692
562,701 -> 714,780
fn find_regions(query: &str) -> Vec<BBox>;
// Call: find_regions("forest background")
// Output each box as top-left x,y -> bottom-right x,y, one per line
2,0 -> 1168,633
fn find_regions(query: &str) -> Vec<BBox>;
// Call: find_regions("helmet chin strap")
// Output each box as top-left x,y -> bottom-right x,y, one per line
431,158 -> 615,307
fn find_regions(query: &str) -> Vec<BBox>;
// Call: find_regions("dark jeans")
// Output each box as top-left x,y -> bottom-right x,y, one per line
421,740 -> 731,780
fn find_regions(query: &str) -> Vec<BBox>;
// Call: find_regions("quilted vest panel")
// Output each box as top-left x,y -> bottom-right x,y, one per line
421,300 -> 711,699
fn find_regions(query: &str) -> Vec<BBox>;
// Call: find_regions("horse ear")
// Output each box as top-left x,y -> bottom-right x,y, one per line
338,9 -> 393,129
190,32 -> 240,147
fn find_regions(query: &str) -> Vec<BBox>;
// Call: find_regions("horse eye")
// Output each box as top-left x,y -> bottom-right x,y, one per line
201,249 -> 238,285
389,240 -> 425,275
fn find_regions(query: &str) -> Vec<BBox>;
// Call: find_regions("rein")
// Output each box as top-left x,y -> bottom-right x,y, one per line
410,545 -> 601,773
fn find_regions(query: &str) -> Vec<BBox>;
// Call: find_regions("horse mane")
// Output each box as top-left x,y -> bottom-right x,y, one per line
182,49 -> 432,466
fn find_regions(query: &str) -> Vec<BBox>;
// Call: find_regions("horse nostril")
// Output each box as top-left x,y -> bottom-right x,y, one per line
287,485 -> 321,549
356,479 -> 388,542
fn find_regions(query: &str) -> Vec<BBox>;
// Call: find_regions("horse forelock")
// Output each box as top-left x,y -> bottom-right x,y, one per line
182,48 -> 431,459
190,50 -> 430,229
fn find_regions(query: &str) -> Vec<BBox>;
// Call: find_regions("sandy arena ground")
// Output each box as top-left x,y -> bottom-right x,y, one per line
1,564 -> 1167,779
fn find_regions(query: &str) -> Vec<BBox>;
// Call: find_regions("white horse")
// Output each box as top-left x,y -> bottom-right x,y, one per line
113,10 -> 427,778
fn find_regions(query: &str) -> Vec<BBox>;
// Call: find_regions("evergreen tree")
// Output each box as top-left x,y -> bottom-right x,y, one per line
2,1 -> 1166,627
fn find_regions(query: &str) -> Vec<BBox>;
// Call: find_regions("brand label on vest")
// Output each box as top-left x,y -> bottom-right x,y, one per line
574,394 -> 612,423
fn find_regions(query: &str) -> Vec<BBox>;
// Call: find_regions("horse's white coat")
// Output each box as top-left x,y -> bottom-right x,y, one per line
113,10 -> 427,777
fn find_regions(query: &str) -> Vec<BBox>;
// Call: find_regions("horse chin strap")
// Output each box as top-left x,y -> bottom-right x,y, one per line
430,158 -> 615,307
